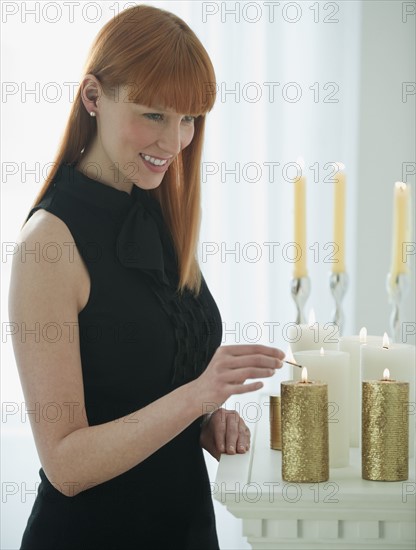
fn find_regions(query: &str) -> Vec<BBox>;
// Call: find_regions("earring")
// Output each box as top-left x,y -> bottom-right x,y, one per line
90,111 -> 96,117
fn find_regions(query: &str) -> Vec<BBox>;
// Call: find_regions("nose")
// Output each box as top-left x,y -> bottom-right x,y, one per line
157,121 -> 182,156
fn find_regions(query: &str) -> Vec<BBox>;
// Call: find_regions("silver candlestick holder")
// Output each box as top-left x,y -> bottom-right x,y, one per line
329,271 -> 348,335
386,272 -> 409,343
291,276 -> 311,324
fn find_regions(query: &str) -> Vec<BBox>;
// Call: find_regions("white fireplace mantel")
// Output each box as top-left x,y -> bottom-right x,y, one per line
214,394 -> 415,550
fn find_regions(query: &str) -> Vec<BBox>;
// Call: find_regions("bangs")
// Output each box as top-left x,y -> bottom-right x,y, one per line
123,34 -> 216,116
41,4 -> 214,292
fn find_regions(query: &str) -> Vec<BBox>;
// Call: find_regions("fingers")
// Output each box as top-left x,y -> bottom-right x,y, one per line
224,411 -> 239,454
213,411 -> 251,455
232,381 -> 263,394
212,411 -> 227,453
236,422 -> 251,453
198,344 -> 285,406
221,344 -> 285,361
218,348 -> 284,397
225,366 -> 276,385
228,354 -> 283,371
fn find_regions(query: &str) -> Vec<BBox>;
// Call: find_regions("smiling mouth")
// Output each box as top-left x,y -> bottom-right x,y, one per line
139,153 -> 169,166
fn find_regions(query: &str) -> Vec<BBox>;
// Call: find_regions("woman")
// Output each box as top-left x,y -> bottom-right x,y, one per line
8,5 -> 284,549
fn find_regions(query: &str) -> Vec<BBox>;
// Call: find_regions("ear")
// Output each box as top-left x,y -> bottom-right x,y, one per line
80,74 -> 103,117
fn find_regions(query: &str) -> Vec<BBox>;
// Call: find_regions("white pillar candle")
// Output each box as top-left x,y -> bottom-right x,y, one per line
361,334 -> 416,458
293,349 -> 350,467
287,310 -> 339,352
338,328 -> 383,447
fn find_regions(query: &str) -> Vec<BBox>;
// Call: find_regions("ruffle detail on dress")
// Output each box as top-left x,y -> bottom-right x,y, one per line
150,281 -> 220,386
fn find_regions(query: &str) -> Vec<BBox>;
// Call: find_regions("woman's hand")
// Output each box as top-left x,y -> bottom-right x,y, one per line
191,344 -> 285,412
200,408 -> 251,461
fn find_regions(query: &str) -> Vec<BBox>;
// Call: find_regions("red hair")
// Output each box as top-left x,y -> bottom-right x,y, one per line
25,4 -> 216,293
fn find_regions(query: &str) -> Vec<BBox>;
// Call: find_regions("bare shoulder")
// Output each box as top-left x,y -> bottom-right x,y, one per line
8,209 -> 91,474
13,208 -> 90,314
21,207 -> 78,248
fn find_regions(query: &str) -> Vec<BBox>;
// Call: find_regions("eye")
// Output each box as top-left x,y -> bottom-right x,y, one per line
182,115 -> 196,124
144,113 -> 164,122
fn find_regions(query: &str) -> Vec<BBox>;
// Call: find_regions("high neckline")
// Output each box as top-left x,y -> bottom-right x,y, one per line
50,162 -> 178,286
54,163 -> 153,219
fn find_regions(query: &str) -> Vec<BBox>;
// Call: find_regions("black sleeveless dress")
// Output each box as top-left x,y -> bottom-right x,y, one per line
19,164 -> 223,550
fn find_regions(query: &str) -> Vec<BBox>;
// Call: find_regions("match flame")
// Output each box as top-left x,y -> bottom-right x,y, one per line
308,309 -> 316,327
320,347 -> 325,356
286,345 -> 295,364
382,332 -> 390,349
383,368 -> 390,381
359,327 -> 367,343
301,367 -> 308,383
395,181 -> 407,192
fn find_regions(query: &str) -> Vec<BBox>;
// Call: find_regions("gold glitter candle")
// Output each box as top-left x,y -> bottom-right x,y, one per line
362,369 -> 409,481
281,369 -> 329,483
269,395 -> 282,450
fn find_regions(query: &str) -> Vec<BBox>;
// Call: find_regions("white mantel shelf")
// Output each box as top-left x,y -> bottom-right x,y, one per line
214,394 -> 415,550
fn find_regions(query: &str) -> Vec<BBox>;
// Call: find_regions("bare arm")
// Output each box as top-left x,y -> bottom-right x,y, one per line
9,211 -> 283,497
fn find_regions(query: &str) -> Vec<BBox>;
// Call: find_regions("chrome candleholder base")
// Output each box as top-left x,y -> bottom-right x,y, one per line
329,271 -> 348,335
291,276 -> 311,324
386,272 -> 409,343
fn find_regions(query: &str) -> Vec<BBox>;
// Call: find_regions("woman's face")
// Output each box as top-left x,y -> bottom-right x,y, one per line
81,82 -> 196,193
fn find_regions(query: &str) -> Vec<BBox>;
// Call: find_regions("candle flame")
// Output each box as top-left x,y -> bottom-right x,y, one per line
335,161 -> 346,172
308,309 -> 316,327
301,367 -> 308,383
359,327 -> 367,343
383,368 -> 390,381
320,347 -> 325,356
395,181 -> 407,192
382,332 -> 390,349
286,345 -> 295,364
296,156 -> 305,172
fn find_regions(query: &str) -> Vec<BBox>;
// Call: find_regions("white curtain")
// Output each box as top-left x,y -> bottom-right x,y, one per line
1,2 -> 414,549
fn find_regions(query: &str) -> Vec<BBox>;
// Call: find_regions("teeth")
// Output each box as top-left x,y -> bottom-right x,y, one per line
140,154 -> 168,166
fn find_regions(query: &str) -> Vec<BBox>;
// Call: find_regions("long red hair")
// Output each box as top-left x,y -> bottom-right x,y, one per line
25,4 -> 216,294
